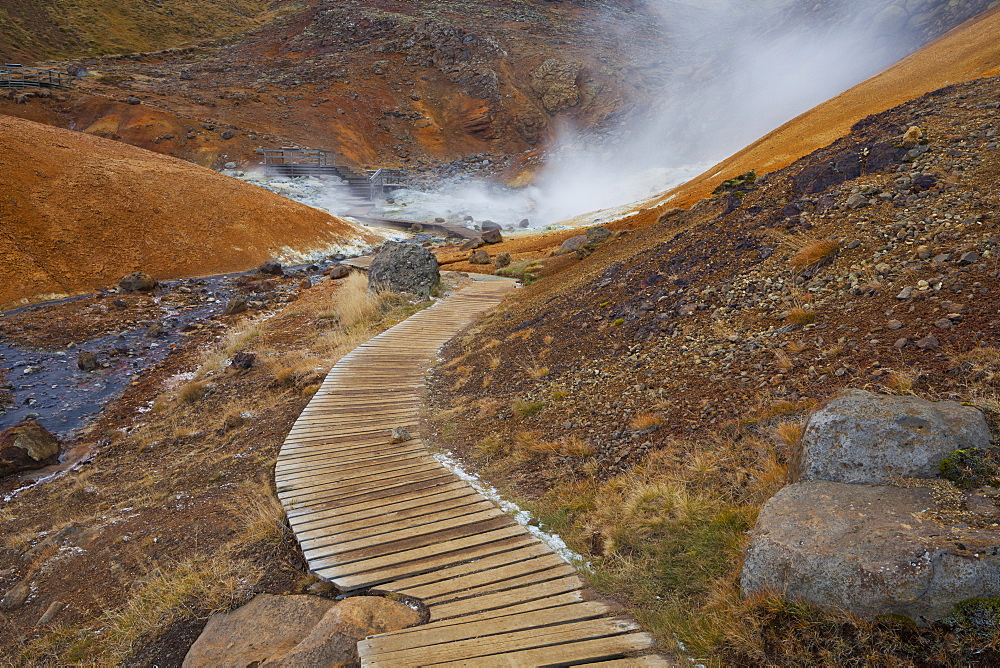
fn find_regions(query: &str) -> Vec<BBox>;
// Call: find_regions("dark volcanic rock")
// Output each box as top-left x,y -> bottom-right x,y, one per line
77,351 -> 99,371
257,259 -> 284,276
481,229 -> 503,244
1,421 -> 60,477
119,271 -> 156,292
368,241 -> 440,298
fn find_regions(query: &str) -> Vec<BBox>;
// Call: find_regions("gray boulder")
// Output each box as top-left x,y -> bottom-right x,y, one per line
1,421 -> 60,478
556,235 -> 588,255
368,241 -> 440,298
793,389 -> 992,483
742,480 -> 1000,623
184,594 -> 421,668
119,271 -> 156,292
586,225 -> 612,244
183,594 -> 333,668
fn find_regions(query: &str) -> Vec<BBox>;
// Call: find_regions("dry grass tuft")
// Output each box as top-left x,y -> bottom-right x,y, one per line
629,412 -> 666,431
790,238 -> 840,271
884,370 -> 917,395
785,306 -> 816,326
775,421 -> 805,448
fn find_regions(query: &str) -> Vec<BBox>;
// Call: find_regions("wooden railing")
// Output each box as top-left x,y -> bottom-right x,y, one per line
0,65 -> 73,90
368,168 -> 410,200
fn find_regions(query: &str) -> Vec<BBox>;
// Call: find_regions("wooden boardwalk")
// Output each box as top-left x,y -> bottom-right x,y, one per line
275,276 -> 670,666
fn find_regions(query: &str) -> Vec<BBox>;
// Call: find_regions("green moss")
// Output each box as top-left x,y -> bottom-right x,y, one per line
939,448 -> 1000,490
945,597 -> 1000,633
612,318 -> 625,326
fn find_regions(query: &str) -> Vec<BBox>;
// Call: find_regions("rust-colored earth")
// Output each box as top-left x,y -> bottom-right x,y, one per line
0,114 -> 385,310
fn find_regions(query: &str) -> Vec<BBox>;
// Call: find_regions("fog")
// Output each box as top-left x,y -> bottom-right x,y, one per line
380,0 -> 934,229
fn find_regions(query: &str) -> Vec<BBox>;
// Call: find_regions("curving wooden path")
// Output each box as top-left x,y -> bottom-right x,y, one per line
275,276 -> 671,667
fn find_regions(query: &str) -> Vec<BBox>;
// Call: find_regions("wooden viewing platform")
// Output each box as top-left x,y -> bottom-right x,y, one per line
262,147 -> 410,201
0,65 -> 73,89
275,276 -> 670,666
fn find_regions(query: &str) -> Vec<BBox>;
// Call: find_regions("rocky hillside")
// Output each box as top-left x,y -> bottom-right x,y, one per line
0,0 -> 277,62
0,115 -> 387,309
4,0 -> 996,174
425,69 -> 1000,662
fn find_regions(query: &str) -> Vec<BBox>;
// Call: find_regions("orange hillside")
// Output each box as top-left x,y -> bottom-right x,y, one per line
653,7 -> 1000,211
0,115 -> 386,309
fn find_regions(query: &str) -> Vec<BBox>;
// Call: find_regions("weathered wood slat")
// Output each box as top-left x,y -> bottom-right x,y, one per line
276,278 -> 666,665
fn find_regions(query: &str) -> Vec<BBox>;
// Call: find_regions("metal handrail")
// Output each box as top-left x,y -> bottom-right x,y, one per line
0,66 -> 73,90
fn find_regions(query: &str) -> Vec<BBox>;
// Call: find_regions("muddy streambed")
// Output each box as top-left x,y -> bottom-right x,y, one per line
0,260 -> 342,441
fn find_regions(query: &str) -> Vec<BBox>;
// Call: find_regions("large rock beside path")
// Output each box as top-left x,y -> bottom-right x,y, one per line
742,480 -> 1000,623
793,389 -> 993,483
1,421 -> 60,478
183,594 -> 421,667
368,241 -> 440,298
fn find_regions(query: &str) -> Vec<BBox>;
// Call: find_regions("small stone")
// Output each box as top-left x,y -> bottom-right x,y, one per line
494,252 -> 512,269
299,279 -> 311,290
469,249 -> 491,265
896,287 -> 913,299
916,245 -> 932,260
222,297 -> 248,316
518,219 -> 530,228
481,229 -> 503,244
258,259 -> 284,276
887,320 -> 903,330
932,253 -> 951,263
77,351 -> 99,371
37,601 -> 64,625
389,427 -> 412,444
230,352 -> 255,370
893,338 -> 909,349
124,96 -> 141,105
460,238 -> 485,251
144,322 -> 164,338
328,265 -> 350,279
846,193 -> 868,209
224,162 -> 237,169
0,581 -> 30,610
221,130 -> 235,140
934,318 -> 953,330
119,271 -> 157,292
915,334 -> 940,350
959,251 -> 980,265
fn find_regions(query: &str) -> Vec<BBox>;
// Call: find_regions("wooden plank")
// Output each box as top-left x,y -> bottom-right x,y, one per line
422,633 -> 658,667
587,656 -> 677,666
383,542 -> 556,593
300,498 -> 497,547
284,473 -> 459,516
307,516 -> 516,567
279,467 -> 452,504
403,553 -> 572,601
286,478 -> 467,521
398,593 -> 592,632
290,483 -> 475,533
362,618 -> 644,666
304,508 -> 508,559
324,534 -> 538,591
430,576 -> 585,622
359,602 -> 612,656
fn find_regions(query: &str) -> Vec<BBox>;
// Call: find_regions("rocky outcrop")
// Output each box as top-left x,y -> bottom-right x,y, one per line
793,389 -> 993,483
183,594 -> 421,667
1,421 -> 60,478
530,59 -> 581,113
742,480 -> 1000,623
368,241 -> 440,298
744,391 -> 1000,623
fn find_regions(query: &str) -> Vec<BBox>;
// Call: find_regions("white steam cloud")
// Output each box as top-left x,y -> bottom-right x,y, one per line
389,0 -> 936,229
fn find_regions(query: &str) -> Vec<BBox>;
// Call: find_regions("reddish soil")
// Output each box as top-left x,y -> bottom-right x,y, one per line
428,73 -> 1000,492
0,115 -> 385,310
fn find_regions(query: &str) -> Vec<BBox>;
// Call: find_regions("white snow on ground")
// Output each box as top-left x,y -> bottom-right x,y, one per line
432,450 -> 589,569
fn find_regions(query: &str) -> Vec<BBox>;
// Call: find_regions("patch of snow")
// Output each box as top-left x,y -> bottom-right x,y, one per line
432,451 -> 588,569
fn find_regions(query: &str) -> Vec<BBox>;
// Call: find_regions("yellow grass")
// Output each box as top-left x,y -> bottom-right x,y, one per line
790,239 -> 840,271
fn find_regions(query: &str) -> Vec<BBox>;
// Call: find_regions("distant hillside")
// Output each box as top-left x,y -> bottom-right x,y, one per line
0,114 -> 386,308
0,0 -> 277,62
